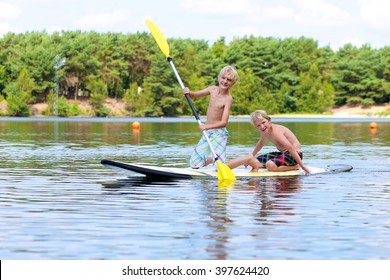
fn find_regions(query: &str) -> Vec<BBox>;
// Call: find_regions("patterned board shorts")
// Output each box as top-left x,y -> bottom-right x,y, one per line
256,151 -> 303,167
190,128 -> 228,168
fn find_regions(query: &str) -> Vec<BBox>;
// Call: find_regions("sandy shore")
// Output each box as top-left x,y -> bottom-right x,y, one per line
266,104 -> 389,118
1,99 -> 389,118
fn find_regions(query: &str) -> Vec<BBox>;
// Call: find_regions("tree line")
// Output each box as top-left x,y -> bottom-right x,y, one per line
0,30 -> 388,117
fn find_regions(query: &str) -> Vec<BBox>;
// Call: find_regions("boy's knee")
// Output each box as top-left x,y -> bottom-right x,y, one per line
266,160 -> 278,171
190,158 -> 205,169
245,154 -> 253,162
248,154 -> 262,168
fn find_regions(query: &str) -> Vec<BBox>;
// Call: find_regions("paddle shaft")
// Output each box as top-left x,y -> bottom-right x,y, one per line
167,57 -> 219,161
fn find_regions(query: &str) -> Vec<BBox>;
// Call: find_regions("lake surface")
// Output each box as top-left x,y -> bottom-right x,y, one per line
0,117 -> 389,260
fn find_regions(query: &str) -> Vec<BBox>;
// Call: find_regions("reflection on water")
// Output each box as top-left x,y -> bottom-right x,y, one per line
251,177 -> 302,225
200,177 -> 304,260
0,118 -> 389,259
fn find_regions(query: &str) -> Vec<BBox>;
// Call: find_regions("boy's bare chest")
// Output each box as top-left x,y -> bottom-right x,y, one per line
266,132 -> 285,149
209,94 -> 228,108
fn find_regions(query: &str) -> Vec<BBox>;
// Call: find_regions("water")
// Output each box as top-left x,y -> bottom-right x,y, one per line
0,117 -> 389,259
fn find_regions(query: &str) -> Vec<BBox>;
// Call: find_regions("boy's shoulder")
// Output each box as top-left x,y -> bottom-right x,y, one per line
274,124 -> 294,135
208,85 -> 219,91
207,85 -> 221,94
272,123 -> 288,133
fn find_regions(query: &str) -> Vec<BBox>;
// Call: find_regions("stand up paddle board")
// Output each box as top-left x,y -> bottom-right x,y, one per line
101,159 -> 353,179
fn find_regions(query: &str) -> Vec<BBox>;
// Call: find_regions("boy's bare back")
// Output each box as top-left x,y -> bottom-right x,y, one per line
262,124 -> 302,153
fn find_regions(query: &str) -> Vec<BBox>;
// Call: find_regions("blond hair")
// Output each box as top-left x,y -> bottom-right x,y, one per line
218,65 -> 239,85
250,110 -> 271,126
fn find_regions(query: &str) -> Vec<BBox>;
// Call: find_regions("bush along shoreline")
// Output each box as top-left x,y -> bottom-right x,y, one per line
1,98 -> 389,118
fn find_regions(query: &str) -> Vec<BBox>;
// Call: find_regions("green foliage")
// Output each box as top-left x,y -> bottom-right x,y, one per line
232,68 -> 277,114
294,64 -> 334,113
185,73 -> 208,115
124,81 -> 156,117
0,31 -> 388,117
278,82 -> 297,113
41,90 -> 82,116
69,102 -> 82,116
0,65 -> 6,97
332,44 -> 389,106
44,90 -> 55,115
4,68 -> 36,116
56,96 -> 70,117
89,78 -> 110,117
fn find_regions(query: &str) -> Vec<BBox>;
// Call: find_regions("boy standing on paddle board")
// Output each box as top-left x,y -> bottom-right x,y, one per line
227,110 -> 311,174
182,65 -> 239,169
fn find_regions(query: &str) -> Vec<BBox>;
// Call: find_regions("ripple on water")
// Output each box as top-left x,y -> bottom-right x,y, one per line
1,120 -> 389,259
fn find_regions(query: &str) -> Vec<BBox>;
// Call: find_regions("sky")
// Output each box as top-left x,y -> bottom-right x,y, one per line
0,0 -> 389,50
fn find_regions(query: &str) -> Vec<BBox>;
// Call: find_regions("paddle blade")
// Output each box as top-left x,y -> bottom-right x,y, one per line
215,160 -> 236,181
146,20 -> 170,58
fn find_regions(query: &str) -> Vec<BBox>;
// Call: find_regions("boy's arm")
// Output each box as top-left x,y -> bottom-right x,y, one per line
286,146 -> 310,174
182,87 -> 210,99
277,134 -> 311,174
252,137 -> 265,156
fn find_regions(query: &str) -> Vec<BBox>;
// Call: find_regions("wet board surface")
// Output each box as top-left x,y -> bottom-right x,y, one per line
101,159 -> 353,179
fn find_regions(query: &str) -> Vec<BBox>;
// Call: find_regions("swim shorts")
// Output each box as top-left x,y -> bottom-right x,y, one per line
256,151 -> 303,167
190,128 -> 228,168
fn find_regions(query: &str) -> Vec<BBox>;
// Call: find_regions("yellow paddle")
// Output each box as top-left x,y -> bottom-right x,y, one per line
146,20 -> 236,181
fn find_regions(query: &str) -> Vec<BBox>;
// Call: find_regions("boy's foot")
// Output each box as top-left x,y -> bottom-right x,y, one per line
248,155 -> 262,172
205,157 -> 213,166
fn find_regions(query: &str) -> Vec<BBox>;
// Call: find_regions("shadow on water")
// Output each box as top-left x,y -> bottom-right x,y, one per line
100,176 -> 190,197
102,176 -> 183,189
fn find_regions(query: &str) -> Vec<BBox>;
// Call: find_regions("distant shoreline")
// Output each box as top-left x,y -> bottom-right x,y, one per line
1,99 -> 389,119
226,104 -> 390,119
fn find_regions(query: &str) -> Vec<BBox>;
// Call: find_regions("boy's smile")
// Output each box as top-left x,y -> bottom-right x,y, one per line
219,75 -> 233,89
254,119 -> 270,133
